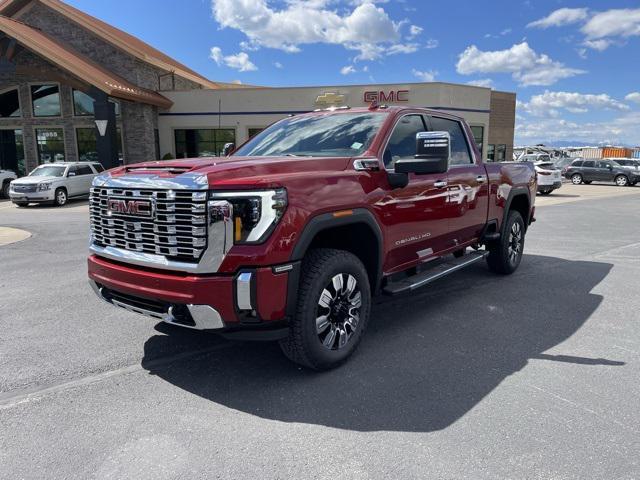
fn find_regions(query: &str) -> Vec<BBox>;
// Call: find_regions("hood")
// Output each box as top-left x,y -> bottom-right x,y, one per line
102,156 -> 353,189
12,175 -> 62,185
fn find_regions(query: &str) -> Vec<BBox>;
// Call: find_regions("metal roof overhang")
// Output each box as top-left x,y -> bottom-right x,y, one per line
0,15 -> 173,108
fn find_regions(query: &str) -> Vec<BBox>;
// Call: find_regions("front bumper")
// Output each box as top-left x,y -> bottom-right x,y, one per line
88,254 -> 292,330
9,190 -> 55,202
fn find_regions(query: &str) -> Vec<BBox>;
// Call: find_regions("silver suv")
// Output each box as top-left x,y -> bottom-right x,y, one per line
9,162 -> 104,207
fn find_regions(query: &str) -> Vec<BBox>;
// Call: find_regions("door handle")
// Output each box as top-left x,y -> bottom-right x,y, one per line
434,180 -> 448,189
476,175 -> 486,183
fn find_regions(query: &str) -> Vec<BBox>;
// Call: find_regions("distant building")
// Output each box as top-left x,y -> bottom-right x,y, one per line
0,0 -> 516,176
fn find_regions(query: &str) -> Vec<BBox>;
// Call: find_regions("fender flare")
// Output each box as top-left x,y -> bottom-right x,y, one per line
502,186 -> 532,231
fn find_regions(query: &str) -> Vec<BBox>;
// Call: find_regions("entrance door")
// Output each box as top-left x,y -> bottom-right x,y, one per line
376,113 -> 450,272
429,115 -> 489,246
0,129 -> 24,176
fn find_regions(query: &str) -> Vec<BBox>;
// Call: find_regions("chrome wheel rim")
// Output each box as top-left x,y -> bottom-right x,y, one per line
507,221 -> 523,266
316,273 -> 361,350
57,191 -> 66,204
571,175 -> 581,184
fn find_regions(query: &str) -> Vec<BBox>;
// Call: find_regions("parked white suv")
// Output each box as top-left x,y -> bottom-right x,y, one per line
1,169 -> 17,199
9,162 -> 104,207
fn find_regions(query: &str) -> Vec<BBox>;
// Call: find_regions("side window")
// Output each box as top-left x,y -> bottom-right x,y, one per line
429,116 -> 473,166
572,160 -> 583,167
77,165 -> 93,175
383,114 -> 427,169
92,163 -> 105,173
67,166 -> 78,176
583,161 -> 594,168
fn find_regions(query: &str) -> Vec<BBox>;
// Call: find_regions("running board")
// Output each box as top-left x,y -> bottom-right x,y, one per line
383,251 -> 488,296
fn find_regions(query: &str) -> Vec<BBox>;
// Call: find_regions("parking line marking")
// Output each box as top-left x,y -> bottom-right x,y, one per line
0,342 -> 235,409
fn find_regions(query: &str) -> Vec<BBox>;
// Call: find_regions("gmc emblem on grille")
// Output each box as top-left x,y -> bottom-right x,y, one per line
107,198 -> 153,217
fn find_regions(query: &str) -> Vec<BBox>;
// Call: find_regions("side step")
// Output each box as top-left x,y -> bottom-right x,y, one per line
383,251 -> 488,296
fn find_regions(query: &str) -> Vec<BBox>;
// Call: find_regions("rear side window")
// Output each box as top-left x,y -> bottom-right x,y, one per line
583,161 -> 595,168
430,116 -> 473,166
572,160 -> 583,167
92,163 -> 105,172
77,165 -> 93,175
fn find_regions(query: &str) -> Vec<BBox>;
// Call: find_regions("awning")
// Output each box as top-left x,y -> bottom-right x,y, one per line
0,15 -> 173,108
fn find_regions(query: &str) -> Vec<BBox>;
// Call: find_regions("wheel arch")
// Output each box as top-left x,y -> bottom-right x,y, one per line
503,187 -> 531,232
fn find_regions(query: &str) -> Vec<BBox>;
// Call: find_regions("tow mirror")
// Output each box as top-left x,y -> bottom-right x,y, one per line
222,142 -> 235,157
394,131 -> 450,175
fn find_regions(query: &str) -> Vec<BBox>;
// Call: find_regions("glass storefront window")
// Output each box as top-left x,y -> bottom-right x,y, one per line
72,89 -> 120,116
248,128 -> 264,138
470,126 -> 484,157
36,128 -> 65,164
487,144 -> 495,162
496,144 -> 506,162
76,127 -> 123,163
31,85 -> 61,117
174,129 -> 236,158
0,89 -> 21,117
0,129 -> 26,176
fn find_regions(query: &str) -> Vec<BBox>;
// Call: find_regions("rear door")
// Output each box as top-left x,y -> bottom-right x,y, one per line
429,115 -> 489,246
376,113 -> 450,271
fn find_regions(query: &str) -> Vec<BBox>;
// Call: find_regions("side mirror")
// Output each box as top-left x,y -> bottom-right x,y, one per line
222,142 -> 235,157
608,165 -> 613,170
67,172 -> 76,177
394,131 -> 450,175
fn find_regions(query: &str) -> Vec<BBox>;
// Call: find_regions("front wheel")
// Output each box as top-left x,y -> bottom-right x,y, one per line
53,187 -> 67,206
615,175 -> 629,187
571,174 -> 583,185
486,210 -> 525,275
279,248 -> 371,370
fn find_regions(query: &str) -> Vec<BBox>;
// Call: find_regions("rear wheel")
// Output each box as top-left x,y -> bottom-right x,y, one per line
279,248 -> 371,370
486,210 -> 525,275
571,174 -> 583,185
615,175 -> 629,187
583,180 -> 592,185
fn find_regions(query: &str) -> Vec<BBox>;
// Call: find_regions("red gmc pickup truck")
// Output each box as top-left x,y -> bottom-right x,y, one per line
88,106 -> 536,370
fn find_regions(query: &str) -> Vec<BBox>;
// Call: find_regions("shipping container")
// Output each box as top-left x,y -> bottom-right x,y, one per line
633,148 -> 640,159
602,147 -> 632,158
580,147 -> 603,159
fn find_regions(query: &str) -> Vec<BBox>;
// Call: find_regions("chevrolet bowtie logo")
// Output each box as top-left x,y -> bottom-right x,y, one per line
315,92 -> 345,106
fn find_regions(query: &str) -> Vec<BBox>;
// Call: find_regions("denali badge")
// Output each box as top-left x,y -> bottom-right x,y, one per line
107,198 -> 153,217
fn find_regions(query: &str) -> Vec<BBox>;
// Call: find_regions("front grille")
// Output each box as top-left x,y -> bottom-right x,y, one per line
90,187 -> 208,262
12,184 -> 37,193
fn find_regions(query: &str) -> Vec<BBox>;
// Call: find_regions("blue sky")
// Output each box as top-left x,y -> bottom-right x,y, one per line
66,0 -> 640,146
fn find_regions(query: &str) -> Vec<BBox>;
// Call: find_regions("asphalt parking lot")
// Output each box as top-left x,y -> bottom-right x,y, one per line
1,183 -> 639,479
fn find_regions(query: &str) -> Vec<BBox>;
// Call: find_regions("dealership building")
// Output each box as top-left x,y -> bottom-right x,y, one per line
0,0 -> 516,177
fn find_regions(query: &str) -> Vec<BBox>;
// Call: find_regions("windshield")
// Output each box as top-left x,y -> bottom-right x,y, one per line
234,112 -> 388,157
29,165 -> 66,177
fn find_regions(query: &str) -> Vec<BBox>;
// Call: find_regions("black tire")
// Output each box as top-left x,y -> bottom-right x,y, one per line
583,180 -> 592,185
53,187 -> 67,206
538,189 -> 551,195
486,210 -> 525,275
1,181 -> 9,199
279,248 -> 371,370
571,173 -> 583,185
14,202 -> 28,207
615,175 -> 629,187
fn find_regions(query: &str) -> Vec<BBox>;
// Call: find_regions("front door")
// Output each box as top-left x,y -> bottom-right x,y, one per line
595,160 -> 613,181
581,160 -> 596,181
375,113 -> 450,272
429,116 -> 489,246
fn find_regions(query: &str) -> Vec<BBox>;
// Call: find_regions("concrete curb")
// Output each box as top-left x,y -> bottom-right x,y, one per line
0,227 -> 31,247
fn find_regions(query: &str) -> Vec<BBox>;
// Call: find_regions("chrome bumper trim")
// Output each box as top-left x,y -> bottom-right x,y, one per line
236,272 -> 253,310
89,280 -> 225,330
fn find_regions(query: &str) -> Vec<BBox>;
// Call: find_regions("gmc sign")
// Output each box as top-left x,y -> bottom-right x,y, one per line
363,89 -> 409,104
107,198 -> 154,217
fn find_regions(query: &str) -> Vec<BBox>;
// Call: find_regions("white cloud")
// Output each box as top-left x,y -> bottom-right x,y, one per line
273,61 -> 283,69
582,39 -> 612,51
412,69 -> 437,82
425,38 -> 439,49
626,92 -> 640,104
408,25 -> 423,38
210,47 -> 257,72
581,8 -> 640,40
520,91 -> 630,117
466,78 -> 494,88
340,65 -> 357,75
527,8 -> 589,29
386,43 -> 420,55
211,0 -> 401,60
456,42 -> 585,86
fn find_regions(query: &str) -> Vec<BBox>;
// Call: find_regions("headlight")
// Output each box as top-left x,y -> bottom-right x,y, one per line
208,189 -> 287,244
38,182 -> 52,191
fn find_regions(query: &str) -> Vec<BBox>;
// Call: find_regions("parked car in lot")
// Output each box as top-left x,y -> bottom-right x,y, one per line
553,157 -> 575,175
9,161 -> 104,207
533,161 -> 562,195
611,158 -> 640,172
87,105 -> 537,370
0,169 -> 17,199
564,159 -> 640,186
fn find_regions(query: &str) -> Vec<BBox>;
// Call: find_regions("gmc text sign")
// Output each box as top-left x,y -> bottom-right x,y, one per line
363,90 -> 409,103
